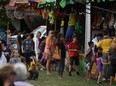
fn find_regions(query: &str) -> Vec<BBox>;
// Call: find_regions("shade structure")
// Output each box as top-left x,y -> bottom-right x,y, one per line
29,0 -> 46,2
9,0 -> 28,6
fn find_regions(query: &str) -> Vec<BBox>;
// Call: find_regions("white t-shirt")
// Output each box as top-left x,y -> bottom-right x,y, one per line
0,53 -> 7,64
33,37 -> 40,54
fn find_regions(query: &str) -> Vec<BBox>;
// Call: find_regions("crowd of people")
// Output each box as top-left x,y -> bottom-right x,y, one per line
0,29 -> 116,86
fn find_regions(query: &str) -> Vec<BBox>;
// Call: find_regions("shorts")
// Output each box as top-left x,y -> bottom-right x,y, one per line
110,66 -> 116,77
70,56 -> 79,66
86,62 -> 91,71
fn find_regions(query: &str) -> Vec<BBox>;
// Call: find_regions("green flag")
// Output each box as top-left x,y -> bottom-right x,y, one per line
60,0 -> 66,8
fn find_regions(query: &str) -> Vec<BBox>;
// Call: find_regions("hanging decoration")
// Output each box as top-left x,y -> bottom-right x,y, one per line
75,22 -> 82,34
48,10 -> 55,25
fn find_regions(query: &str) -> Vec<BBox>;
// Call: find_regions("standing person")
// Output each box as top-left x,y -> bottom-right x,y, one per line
10,50 -> 21,64
96,48 -> 103,84
0,42 -> 7,64
57,34 -> 66,79
17,32 -> 22,55
108,37 -> 116,85
97,29 -> 112,81
1,40 -> 11,62
84,41 -> 94,80
0,64 -> 16,86
33,31 -> 41,60
44,30 -> 56,74
68,37 -> 80,76
21,33 -> 33,66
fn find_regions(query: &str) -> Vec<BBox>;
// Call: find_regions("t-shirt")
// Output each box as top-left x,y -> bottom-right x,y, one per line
10,58 -> 21,64
22,39 -> 32,53
2,48 -> 11,62
109,48 -> 116,59
0,53 -> 7,64
69,42 -> 79,57
85,48 -> 93,63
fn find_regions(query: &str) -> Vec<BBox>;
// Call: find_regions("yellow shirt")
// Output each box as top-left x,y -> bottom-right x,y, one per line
97,37 -> 112,53
28,61 -> 39,71
68,13 -> 76,26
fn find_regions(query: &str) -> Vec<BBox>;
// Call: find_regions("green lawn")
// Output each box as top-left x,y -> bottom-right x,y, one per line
28,71 -> 116,86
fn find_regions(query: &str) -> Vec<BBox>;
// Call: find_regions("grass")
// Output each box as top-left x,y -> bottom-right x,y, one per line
28,70 -> 116,86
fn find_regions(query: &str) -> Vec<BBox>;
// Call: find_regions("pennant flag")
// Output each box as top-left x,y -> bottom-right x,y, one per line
60,0 -> 66,8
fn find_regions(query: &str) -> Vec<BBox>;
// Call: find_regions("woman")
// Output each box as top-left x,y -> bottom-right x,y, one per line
57,34 -> 66,79
0,42 -> 7,64
33,31 -> 41,60
0,64 -> 16,86
109,37 -> 116,85
44,30 -> 56,74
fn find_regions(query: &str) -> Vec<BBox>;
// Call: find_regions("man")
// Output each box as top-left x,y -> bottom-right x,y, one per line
21,33 -> 34,65
68,37 -> 80,76
97,29 -> 112,81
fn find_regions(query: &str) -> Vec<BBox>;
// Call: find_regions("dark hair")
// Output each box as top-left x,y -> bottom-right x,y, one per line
103,29 -> 109,36
57,33 -> 63,41
98,52 -> 102,57
97,33 -> 103,38
1,40 -> 7,46
30,33 -> 34,39
88,41 -> 93,46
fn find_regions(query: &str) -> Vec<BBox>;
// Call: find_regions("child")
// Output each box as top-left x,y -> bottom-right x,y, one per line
96,49 -> 103,84
84,41 -> 94,80
28,56 -> 39,80
10,50 -> 21,64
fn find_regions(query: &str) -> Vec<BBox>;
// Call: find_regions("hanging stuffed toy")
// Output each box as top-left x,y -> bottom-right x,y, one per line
60,18 -> 64,35
65,13 -> 76,42
48,10 -> 55,25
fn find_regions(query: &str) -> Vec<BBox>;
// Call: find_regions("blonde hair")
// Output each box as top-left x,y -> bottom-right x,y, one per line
110,37 -> 116,51
36,31 -> 41,38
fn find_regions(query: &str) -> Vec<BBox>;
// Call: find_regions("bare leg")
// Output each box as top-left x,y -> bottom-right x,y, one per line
46,59 -> 51,74
97,72 -> 102,83
109,76 -> 114,85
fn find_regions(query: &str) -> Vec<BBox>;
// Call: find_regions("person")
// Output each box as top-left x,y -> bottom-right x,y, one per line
0,64 -> 16,86
1,40 -> 11,62
84,41 -> 94,80
33,31 -> 41,60
14,63 -> 33,86
17,32 -> 22,55
44,30 -> 56,74
108,37 -> 116,85
28,56 -> 39,80
68,37 -> 80,76
0,42 -> 7,64
57,33 -> 66,79
92,33 -> 103,45
97,29 -> 112,81
96,48 -> 103,84
21,33 -> 34,66
10,49 -> 21,64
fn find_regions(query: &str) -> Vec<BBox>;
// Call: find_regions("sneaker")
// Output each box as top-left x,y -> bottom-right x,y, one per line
69,72 -> 72,76
102,78 -> 106,81
76,72 -> 80,75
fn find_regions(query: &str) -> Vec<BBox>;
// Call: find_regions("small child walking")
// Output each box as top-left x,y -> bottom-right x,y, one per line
96,49 -> 103,84
10,50 -> 21,64
84,41 -> 94,80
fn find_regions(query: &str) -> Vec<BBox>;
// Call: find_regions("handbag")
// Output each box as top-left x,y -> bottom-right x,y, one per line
52,47 -> 61,60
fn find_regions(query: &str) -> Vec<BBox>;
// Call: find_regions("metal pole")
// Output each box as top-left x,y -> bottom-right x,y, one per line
85,3 -> 91,52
